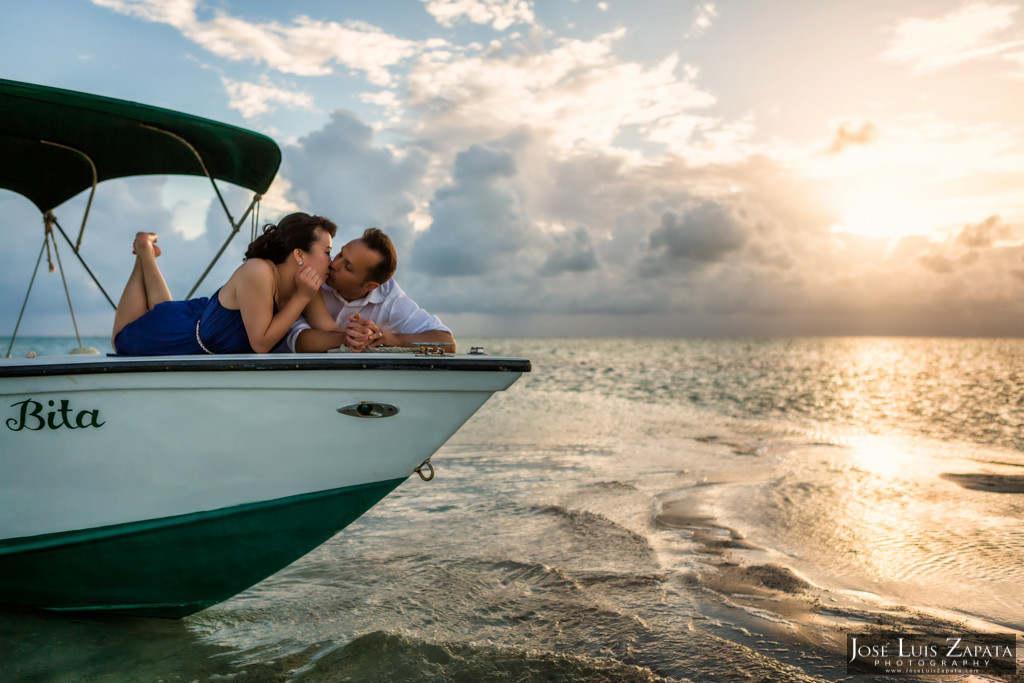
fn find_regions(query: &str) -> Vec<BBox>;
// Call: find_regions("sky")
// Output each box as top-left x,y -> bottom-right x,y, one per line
2,0 -> 1024,338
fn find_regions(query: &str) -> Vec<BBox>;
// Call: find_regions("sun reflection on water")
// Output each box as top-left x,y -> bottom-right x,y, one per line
773,430 -> 1024,624
846,434 -> 924,477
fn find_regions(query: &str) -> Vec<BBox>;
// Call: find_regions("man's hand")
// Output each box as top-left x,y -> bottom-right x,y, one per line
341,313 -> 454,353
345,313 -> 386,352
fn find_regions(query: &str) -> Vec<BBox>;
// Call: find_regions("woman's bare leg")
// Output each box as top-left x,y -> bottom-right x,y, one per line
111,233 -> 173,347
137,234 -> 171,307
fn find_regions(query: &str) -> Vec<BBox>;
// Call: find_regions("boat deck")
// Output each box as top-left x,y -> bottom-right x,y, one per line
0,352 -> 532,377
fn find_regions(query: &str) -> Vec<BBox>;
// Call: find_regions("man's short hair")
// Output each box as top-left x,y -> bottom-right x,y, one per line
361,227 -> 397,284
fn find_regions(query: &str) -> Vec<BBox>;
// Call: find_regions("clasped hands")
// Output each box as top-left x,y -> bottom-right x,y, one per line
345,313 -> 385,352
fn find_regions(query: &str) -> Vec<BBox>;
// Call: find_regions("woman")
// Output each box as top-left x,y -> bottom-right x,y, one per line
112,212 -> 339,355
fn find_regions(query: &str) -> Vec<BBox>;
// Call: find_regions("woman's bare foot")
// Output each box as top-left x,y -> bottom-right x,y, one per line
132,232 -> 162,257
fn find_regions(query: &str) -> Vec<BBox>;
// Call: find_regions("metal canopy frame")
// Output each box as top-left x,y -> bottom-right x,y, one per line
0,79 -> 282,351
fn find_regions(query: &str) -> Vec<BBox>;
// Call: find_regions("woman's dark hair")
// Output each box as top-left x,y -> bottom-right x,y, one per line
361,227 -> 397,284
245,213 -> 338,263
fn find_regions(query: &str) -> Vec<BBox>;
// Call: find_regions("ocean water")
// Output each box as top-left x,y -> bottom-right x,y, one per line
1,336 -> 1022,682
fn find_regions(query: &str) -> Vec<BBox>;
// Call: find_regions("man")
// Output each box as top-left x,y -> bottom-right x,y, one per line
282,227 -> 455,353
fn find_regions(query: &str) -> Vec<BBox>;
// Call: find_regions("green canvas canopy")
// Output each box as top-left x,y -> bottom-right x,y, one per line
0,78 -> 281,213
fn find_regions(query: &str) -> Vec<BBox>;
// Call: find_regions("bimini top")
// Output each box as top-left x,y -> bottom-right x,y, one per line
0,78 -> 281,213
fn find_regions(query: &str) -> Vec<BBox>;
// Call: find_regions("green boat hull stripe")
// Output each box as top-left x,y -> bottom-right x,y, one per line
0,478 -> 407,618
0,480 -> 402,555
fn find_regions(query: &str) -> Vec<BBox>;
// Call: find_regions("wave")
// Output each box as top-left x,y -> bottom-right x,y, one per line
286,630 -> 668,682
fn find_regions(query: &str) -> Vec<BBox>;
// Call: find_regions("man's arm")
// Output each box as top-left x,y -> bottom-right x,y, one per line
346,314 -> 455,353
293,327 -> 347,353
377,327 -> 456,353
292,281 -> 455,353
295,323 -> 454,353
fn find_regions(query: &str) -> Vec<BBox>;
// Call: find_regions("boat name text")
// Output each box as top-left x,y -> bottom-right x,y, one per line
6,398 -> 105,431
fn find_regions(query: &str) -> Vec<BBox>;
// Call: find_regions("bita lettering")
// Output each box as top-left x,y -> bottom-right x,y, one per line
6,398 -> 105,431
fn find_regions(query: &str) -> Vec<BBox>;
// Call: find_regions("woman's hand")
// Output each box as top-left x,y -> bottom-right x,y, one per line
294,264 -> 323,299
345,313 -> 386,352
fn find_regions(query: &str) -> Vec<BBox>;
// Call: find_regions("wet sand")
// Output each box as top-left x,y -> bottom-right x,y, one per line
656,495 -> 1024,682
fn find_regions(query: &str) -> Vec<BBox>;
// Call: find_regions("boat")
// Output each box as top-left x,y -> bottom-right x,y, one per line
0,79 -> 530,618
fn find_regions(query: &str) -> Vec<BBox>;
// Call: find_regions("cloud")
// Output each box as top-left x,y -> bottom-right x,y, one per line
96,1 -> 744,165
93,0 -> 422,84
359,90 -> 404,121
258,175 -> 303,218
280,110 -> 430,247
391,140 -> 843,322
919,253 -> 956,274
881,1 -> 1024,75
221,76 -> 314,118
686,3 -> 718,38
90,0 -> 196,25
1006,50 -> 1024,77
827,121 -> 878,154
422,0 -> 535,31
67,2 -> 1024,338
955,214 -> 1013,247
411,142 -> 533,276
403,29 -> 720,156
908,215 -> 1023,286
539,225 -> 599,276
646,201 -> 751,268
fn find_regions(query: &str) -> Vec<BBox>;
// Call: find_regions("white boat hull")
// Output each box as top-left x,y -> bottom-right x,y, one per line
0,352 -> 529,616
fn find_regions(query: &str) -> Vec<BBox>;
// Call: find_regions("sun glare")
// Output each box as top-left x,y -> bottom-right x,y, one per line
829,181 -> 950,241
847,435 -> 922,477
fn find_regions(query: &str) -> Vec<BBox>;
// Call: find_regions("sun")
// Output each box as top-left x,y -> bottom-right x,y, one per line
828,177 -> 951,241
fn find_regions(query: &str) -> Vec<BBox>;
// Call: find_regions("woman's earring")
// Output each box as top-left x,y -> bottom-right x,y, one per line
299,260 -> 304,266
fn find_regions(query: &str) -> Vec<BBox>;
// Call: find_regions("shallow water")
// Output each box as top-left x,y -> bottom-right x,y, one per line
2,337 -> 1022,681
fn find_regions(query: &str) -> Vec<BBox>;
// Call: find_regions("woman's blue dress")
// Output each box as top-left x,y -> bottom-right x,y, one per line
114,288 -> 275,355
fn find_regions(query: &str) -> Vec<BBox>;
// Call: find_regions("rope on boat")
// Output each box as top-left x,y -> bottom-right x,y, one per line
5,215 -> 101,357
250,196 -> 261,245
326,343 -> 454,356
46,213 -> 87,350
22,142 -> 114,309
327,345 -> 413,353
43,222 -> 55,273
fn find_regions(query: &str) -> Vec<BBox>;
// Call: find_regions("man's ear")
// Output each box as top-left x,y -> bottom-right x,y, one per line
363,281 -> 381,293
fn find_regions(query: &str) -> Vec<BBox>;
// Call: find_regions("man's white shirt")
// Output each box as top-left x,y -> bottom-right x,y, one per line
282,279 -> 450,352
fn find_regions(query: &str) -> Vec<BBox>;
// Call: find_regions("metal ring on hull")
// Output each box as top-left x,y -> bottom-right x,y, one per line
415,459 -> 435,481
